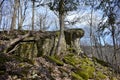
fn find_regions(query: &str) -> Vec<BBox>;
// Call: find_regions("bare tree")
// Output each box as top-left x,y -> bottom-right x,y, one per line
31,0 -> 35,31
0,0 -> 5,28
54,0 -> 65,55
0,0 -> 4,7
35,7 -> 52,31
17,0 -> 28,30
10,0 -> 19,30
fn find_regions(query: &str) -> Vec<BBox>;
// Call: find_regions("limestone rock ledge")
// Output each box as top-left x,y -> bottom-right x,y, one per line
36,28 -> 84,56
0,28 -> 84,58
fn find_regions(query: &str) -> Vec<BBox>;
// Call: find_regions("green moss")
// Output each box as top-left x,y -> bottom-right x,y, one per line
96,71 -> 107,80
111,77 -> 118,80
55,31 -> 60,37
77,58 -> 95,79
75,65 -> 95,80
15,42 -> 37,59
80,66 -> 95,78
18,63 -> 26,67
47,56 -> 64,66
71,72 -> 84,80
64,54 -> 96,79
80,57 -> 94,66
59,67 -> 69,74
77,71 -> 89,80
65,53 -> 75,57
63,54 -> 81,66
63,54 -> 96,79
64,54 -> 94,66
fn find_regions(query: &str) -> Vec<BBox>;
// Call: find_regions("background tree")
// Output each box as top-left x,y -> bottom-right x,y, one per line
0,0 -> 5,28
10,0 -> 19,30
36,10 -> 52,31
97,0 -> 120,70
31,0 -> 35,31
18,0 -> 28,30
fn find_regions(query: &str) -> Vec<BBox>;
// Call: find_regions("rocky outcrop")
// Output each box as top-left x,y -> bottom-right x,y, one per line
64,29 -> 84,55
36,28 -> 84,56
0,29 -> 84,58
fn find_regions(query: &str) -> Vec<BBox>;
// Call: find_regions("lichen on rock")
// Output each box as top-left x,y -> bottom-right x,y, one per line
14,28 -> 84,58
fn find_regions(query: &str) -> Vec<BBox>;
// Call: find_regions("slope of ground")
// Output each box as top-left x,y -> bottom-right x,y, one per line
0,53 -> 119,80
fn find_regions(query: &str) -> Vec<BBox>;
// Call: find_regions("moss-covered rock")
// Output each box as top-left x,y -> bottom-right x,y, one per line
62,53 -> 111,80
111,77 -> 118,80
64,29 -> 84,54
96,71 -> 107,80
79,65 -> 95,79
71,72 -> 84,80
63,54 -> 81,66
1,29 -> 84,58
15,42 -> 37,59
63,54 -> 94,79
47,56 -> 64,66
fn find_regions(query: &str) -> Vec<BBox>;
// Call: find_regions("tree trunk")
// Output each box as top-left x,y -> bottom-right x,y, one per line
111,26 -> 117,67
18,0 -> 27,30
11,0 -> 19,30
55,0 -> 66,55
0,0 -> 4,8
32,0 -> 35,31
0,0 -> 4,27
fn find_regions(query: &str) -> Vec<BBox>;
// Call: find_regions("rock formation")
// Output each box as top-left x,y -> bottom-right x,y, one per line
0,28 -> 84,58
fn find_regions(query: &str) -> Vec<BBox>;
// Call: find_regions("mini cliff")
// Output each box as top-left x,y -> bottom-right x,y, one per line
0,28 -> 84,59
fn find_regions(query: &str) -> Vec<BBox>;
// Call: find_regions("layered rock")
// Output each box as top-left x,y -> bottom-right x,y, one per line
0,28 -> 84,58
36,29 -> 84,57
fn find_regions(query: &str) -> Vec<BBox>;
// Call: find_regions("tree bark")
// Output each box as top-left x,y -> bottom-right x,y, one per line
18,0 -> 27,30
55,0 -> 66,55
32,0 -> 35,31
0,0 -> 4,7
10,0 -> 19,30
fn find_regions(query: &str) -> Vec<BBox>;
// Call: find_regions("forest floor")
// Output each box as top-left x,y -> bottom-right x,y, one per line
0,53 -> 120,80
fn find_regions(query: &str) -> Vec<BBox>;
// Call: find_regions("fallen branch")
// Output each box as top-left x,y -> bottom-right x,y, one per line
6,44 -> 19,54
0,33 -> 30,53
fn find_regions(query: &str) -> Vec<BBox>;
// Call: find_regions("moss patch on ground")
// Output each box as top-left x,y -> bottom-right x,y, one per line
63,53 -> 81,66
47,56 -> 64,66
63,53 -> 110,80
71,72 -> 84,80
96,71 -> 107,80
